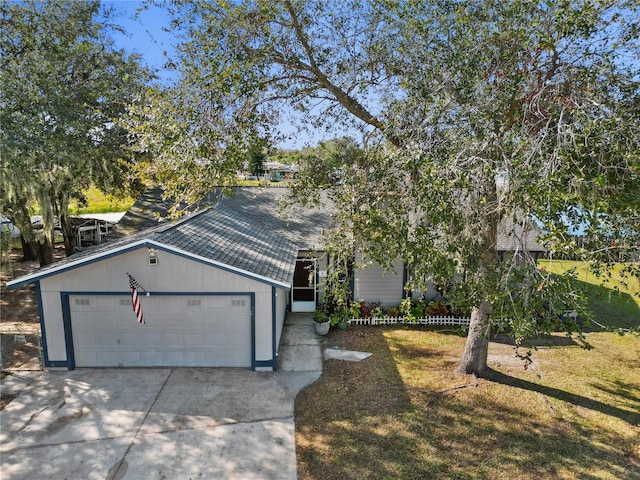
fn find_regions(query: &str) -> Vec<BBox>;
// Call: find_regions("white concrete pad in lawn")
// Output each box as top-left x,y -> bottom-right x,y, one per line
324,348 -> 372,362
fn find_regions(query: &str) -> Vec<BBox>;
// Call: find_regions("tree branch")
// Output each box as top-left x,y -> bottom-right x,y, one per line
283,0 -> 401,147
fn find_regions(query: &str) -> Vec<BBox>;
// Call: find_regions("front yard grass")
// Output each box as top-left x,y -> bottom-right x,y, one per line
539,260 -> 640,330
296,327 -> 640,479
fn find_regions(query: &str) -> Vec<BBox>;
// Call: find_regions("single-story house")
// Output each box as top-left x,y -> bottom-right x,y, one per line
109,187 -> 413,311
7,188 -> 349,371
6,200 -> 303,371
6,187 -> 545,371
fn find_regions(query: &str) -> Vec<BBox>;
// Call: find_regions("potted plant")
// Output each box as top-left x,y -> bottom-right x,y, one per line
330,307 -> 349,330
313,308 -> 330,335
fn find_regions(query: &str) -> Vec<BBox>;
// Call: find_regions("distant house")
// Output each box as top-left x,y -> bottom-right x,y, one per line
238,161 -> 299,182
6,187 -> 546,371
496,215 -> 547,260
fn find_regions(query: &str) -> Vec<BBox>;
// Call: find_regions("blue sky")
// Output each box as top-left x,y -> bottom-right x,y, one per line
105,1 -> 176,84
103,0 -> 359,149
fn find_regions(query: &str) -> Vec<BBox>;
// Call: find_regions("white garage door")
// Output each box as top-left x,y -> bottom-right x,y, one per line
70,295 -> 252,367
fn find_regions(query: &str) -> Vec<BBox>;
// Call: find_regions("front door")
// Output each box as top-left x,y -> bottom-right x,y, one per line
291,258 -> 317,312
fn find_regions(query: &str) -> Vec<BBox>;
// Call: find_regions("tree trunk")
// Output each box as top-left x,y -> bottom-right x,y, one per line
35,183 -> 57,266
59,214 -> 76,256
55,191 -> 76,256
10,204 -> 37,261
36,237 -> 54,266
20,235 -> 38,261
455,170 -> 502,377
456,300 -> 492,376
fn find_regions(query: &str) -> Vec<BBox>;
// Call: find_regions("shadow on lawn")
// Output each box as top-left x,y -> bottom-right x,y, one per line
485,368 -> 640,426
296,326 -> 640,480
296,327 -> 416,479
420,386 -> 639,480
578,278 -> 640,331
591,378 -> 640,411
490,333 -> 580,347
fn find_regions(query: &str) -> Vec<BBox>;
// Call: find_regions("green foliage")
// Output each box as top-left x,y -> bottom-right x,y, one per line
145,0 -> 639,372
0,0 -> 151,261
399,298 -> 416,323
68,186 -> 135,215
313,307 -> 329,324
349,301 -> 362,319
128,0 -> 407,204
329,309 -> 349,327
248,144 -> 267,177
292,1 -> 639,370
348,300 -> 452,320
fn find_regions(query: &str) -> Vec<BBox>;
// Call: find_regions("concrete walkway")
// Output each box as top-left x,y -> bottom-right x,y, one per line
278,312 -> 324,373
0,313 -> 323,480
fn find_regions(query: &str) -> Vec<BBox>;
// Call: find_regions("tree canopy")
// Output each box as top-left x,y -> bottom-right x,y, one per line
130,0 -> 640,375
0,0 -> 151,263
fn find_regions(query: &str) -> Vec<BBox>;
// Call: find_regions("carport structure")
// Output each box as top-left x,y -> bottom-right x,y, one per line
6,204 -> 298,371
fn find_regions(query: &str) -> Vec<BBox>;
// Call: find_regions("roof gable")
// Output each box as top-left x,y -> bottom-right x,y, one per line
7,205 -> 298,290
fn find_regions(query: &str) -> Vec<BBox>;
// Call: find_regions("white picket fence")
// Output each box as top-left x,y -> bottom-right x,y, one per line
348,316 -> 471,326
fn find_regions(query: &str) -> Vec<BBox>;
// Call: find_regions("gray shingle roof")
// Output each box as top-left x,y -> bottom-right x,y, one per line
153,204 -> 298,285
218,188 -> 332,251
110,187 -> 333,251
7,203 -> 299,289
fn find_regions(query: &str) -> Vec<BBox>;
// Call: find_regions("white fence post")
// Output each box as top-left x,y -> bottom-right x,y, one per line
347,316 -> 471,326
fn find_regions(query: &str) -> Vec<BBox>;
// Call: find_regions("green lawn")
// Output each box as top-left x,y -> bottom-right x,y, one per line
296,327 -> 640,480
297,260 -> 639,479
68,185 -> 134,214
538,260 -> 640,330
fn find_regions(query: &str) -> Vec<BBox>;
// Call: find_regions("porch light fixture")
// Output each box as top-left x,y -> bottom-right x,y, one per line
148,248 -> 158,265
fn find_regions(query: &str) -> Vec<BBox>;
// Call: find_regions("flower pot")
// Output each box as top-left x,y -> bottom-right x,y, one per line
313,320 -> 330,336
337,321 -> 348,330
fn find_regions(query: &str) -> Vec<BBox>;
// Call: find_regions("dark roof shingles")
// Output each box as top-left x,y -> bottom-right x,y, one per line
156,205 -> 298,285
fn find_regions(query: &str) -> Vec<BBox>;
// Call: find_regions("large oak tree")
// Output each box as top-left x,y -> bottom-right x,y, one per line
130,0 -> 640,375
0,0 -> 151,264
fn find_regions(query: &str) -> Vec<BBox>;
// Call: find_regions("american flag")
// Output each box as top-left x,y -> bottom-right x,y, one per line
128,274 -> 145,324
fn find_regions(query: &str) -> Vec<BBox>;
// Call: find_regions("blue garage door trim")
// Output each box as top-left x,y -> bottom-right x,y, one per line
61,291 -> 256,370
272,286 -> 277,371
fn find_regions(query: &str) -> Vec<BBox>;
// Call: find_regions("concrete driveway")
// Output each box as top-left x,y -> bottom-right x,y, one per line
0,314 -> 322,480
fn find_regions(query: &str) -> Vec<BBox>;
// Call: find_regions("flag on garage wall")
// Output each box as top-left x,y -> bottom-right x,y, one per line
127,273 -> 145,324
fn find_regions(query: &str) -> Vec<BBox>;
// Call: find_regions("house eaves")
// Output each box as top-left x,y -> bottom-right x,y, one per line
7,206 -> 298,290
